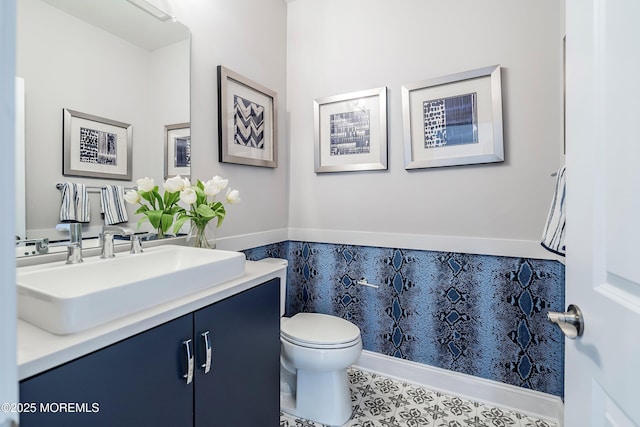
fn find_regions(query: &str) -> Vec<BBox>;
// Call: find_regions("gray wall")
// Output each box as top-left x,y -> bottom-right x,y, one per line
287,0 -> 565,246
170,0 -> 290,242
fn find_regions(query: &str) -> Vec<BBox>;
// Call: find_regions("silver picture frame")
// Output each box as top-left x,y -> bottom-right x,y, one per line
164,122 -> 190,179
402,65 -> 504,170
314,87 -> 388,173
63,108 -> 132,180
217,65 -> 278,168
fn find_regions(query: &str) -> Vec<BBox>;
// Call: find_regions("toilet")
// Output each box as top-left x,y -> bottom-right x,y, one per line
264,258 -> 362,426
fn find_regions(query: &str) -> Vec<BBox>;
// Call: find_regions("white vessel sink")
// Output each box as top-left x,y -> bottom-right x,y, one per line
17,244 -> 246,335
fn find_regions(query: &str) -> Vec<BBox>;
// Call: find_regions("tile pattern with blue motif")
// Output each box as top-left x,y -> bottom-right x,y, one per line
243,241 -> 565,397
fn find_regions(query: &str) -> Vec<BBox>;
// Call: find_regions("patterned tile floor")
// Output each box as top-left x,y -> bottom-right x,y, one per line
280,367 -> 560,427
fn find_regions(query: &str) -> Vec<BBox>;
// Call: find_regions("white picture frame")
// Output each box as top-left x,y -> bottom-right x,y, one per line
402,65 -> 504,170
63,108 -> 132,180
314,87 -> 388,173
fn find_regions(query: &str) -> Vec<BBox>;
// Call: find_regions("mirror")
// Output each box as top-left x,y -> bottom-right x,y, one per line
16,0 -> 190,255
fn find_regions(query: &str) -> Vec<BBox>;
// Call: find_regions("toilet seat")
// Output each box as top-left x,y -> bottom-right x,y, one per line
281,313 -> 361,349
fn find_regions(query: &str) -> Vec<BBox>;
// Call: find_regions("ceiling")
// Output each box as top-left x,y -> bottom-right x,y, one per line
41,0 -> 189,51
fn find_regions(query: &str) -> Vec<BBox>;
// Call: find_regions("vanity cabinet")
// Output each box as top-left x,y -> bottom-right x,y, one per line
19,278 -> 280,427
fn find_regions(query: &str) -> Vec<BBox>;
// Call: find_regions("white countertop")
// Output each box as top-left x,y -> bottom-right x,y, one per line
17,259 -> 287,381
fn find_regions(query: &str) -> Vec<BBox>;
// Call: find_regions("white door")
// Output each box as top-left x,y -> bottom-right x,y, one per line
565,0 -> 640,425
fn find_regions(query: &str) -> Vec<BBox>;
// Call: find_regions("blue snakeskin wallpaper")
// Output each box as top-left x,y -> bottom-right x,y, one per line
243,241 -> 565,398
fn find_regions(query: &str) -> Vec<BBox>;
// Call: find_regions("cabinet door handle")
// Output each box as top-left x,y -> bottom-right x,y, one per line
182,339 -> 194,384
201,331 -> 212,374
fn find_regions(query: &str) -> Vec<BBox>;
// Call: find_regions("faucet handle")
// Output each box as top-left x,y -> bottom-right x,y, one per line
102,225 -> 134,236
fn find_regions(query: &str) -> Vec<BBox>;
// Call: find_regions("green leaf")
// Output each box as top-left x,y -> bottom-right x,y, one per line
146,210 -> 163,229
167,205 -> 185,216
194,186 -> 207,206
195,204 -> 216,220
211,202 -> 226,227
164,190 -> 180,208
139,190 -> 155,205
152,190 -> 164,210
160,213 -> 174,233
173,216 -> 190,234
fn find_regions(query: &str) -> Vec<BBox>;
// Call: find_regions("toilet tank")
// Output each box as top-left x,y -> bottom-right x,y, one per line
259,258 -> 288,316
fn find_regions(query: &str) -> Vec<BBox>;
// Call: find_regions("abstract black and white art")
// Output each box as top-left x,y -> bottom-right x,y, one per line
234,95 -> 265,149
423,93 -> 478,148
79,127 -> 118,165
329,110 -> 371,156
174,136 -> 191,168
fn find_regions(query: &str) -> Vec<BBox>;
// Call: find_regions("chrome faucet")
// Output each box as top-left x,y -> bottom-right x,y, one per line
100,225 -> 134,259
16,238 -> 49,255
56,223 -> 83,248
66,242 -> 83,264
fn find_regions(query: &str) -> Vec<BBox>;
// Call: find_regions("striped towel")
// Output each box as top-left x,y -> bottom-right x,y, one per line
59,182 -> 91,222
541,165 -> 566,256
100,185 -> 129,225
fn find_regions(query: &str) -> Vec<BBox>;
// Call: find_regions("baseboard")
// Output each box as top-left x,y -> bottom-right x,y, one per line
216,228 -> 289,252
288,228 -> 561,261
353,350 -> 564,425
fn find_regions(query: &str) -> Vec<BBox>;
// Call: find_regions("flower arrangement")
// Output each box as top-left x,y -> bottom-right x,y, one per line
124,176 -> 184,238
124,175 -> 240,247
173,176 -> 241,248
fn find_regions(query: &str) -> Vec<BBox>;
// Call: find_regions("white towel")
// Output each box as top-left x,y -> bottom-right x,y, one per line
59,182 -> 91,222
541,165 -> 566,256
100,185 -> 129,225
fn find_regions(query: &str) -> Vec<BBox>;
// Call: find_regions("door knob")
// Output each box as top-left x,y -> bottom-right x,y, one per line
547,304 -> 584,339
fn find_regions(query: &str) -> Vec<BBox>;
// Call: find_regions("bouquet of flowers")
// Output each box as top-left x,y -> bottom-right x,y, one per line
124,175 -> 241,247
173,176 -> 241,248
124,176 -> 184,238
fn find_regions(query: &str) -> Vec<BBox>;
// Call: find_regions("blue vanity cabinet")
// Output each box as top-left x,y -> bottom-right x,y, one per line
194,277 -> 280,425
19,278 -> 280,427
19,313 -> 194,426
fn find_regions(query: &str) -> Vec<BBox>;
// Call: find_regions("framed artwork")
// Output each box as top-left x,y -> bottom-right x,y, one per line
164,122 -> 191,178
63,108 -> 132,180
401,65 -> 504,170
314,87 -> 388,173
217,65 -> 278,168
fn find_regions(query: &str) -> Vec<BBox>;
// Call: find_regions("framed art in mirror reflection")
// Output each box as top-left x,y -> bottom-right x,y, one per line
62,108 -> 132,180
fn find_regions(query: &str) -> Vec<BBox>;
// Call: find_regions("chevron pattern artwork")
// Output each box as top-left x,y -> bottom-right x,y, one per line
233,94 -> 265,148
243,241 -> 565,398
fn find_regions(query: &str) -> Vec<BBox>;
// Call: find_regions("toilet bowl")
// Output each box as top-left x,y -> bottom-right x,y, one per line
280,312 -> 362,426
259,258 -> 363,426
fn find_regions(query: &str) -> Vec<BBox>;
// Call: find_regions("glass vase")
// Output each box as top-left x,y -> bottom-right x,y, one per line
187,221 -> 216,249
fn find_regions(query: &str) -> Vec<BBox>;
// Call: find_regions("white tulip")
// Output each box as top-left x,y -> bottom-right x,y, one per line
182,177 -> 191,189
211,176 -> 229,190
180,187 -> 197,205
164,175 -> 185,193
136,177 -> 155,192
124,190 -> 140,204
203,179 -> 221,197
226,188 -> 241,204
